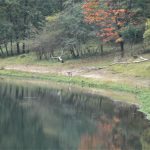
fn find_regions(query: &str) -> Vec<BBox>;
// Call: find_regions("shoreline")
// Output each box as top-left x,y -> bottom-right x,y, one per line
0,69 -> 149,119
0,76 -> 139,105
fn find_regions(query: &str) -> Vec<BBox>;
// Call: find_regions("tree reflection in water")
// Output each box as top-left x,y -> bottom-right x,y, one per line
0,80 -> 150,150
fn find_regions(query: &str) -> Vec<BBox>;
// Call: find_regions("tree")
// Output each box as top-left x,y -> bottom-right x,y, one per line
82,0 -> 141,57
0,0 -> 45,56
58,2 -> 95,57
144,19 -> 150,42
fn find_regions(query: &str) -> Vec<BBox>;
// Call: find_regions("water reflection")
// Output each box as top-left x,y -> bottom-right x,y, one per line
0,80 -> 150,150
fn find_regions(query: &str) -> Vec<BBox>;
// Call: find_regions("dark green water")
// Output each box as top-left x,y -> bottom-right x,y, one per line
0,79 -> 150,150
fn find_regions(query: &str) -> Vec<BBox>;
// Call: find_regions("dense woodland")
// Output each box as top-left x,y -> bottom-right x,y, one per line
0,0 -> 150,60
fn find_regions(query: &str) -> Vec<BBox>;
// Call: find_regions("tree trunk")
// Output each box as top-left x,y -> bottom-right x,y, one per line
8,7 -> 14,56
100,44 -> 104,55
4,43 -> 9,56
128,0 -> 133,9
0,46 -> 4,56
70,49 -> 76,58
59,0 -> 63,11
75,47 -> 79,57
22,42 -> 25,53
23,0 -> 28,54
16,42 -> 20,54
10,39 -> 13,55
120,42 -> 124,57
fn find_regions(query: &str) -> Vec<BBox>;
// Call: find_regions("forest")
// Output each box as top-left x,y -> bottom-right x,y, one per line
0,0 -> 150,59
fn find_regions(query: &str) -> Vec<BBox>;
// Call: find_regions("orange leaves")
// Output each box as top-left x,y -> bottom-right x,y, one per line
103,28 -> 115,32
82,0 -> 128,43
82,0 -> 101,24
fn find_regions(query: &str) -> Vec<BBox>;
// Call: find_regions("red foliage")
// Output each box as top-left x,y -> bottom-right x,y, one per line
82,0 -> 129,42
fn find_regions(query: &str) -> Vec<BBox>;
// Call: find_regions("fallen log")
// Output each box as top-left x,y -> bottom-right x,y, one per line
51,56 -> 64,63
111,59 -> 149,65
86,56 -> 150,71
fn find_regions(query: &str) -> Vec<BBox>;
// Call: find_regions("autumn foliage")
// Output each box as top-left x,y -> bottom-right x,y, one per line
82,0 -> 129,43
79,116 -> 122,150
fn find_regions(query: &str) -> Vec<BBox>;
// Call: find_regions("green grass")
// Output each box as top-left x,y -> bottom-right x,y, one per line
138,91 -> 150,115
110,62 -> 150,78
0,70 -> 136,92
0,52 -> 150,78
0,52 -> 113,69
0,39 -> 150,78
0,53 -> 61,68
0,69 -> 149,119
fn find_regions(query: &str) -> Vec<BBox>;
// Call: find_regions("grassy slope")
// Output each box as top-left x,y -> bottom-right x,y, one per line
110,61 -> 150,78
0,52 -> 150,77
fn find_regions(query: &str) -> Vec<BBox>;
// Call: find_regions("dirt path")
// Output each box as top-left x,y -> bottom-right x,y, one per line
4,65 -> 150,88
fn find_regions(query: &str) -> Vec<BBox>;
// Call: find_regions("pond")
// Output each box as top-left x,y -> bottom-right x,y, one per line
0,79 -> 150,150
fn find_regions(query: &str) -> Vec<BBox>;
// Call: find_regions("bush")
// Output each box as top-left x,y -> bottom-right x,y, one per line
121,24 -> 145,43
144,19 -> 150,42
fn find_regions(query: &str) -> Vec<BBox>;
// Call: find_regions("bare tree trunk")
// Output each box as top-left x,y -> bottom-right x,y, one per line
59,0 -> 63,11
16,41 -> 20,54
10,38 -> 13,55
22,42 -> 25,53
22,0 -> 28,54
70,49 -> 76,58
4,43 -> 9,56
128,0 -> 133,9
100,44 -> 104,55
0,46 -> 4,56
120,42 -> 124,57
